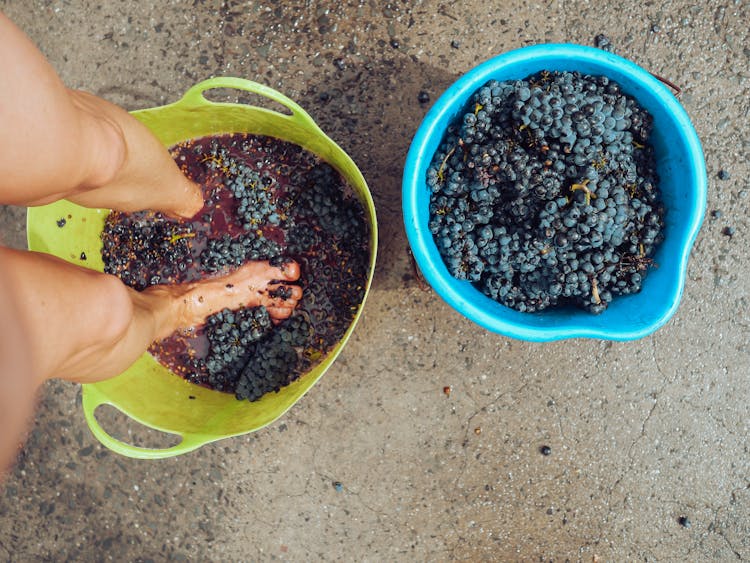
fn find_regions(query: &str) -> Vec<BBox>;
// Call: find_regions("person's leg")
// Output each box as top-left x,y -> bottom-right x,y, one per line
0,247 -> 302,385
0,13 -> 306,473
0,263 -> 34,473
0,12 -> 202,217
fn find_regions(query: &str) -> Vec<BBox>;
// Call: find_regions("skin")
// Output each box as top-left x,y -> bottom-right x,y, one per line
0,248 -> 302,386
0,13 -> 302,471
0,266 -> 34,474
0,13 -> 202,216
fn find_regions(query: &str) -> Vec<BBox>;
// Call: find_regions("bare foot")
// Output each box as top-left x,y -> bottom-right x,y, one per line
142,260 -> 302,339
64,90 -> 204,219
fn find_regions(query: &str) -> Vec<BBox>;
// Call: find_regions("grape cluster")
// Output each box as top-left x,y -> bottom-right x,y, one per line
427,70 -> 664,314
203,307 -> 273,390
205,142 -> 282,228
199,305 -> 313,401
289,163 -> 369,348
285,224 -> 321,255
199,232 -> 282,273
297,163 -> 365,240
235,314 -> 312,401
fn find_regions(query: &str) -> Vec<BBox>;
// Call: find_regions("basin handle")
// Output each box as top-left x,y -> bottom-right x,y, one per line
178,76 -> 323,132
81,385 -> 210,460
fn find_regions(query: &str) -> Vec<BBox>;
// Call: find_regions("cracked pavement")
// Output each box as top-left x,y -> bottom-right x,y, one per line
1,0 -> 749,560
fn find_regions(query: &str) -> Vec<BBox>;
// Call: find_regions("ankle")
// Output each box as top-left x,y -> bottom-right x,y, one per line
136,284 -> 189,340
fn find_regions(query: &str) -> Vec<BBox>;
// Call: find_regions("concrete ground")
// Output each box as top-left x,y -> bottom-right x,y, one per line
1,0 -> 748,560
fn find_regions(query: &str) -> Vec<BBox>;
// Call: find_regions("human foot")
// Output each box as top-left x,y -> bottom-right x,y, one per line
143,260 -> 302,339
64,90 -> 204,219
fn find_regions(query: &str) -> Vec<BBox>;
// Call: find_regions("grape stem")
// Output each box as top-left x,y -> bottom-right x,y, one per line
570,178 -> 596,205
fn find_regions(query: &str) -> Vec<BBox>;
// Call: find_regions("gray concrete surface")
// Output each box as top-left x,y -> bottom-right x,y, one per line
1,0 -> 748,560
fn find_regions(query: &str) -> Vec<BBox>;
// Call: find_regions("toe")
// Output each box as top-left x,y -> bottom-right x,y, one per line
269,260 -> 300,281
268,294 -> 296,309
266,306 -> 294,321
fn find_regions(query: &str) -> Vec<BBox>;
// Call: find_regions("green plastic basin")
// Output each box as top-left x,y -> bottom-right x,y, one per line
26,77 -> 377,459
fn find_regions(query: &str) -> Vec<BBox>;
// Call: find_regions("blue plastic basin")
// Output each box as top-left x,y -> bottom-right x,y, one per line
402,44 -> 707,341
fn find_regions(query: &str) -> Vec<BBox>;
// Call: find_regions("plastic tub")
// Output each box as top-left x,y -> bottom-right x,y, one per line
27,77 -> 377,458
402,44 -> 706,341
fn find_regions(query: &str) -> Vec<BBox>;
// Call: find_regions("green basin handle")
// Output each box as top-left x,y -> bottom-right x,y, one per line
178,76 -> 321,133
81,386 -> 210,460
